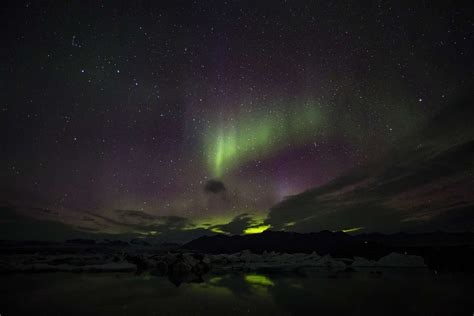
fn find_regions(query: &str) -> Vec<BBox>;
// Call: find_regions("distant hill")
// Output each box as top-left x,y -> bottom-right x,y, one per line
183,230 -> 386,258
183,230 -> 474,255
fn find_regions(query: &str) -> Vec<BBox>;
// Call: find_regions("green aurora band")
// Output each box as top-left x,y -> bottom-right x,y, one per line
205,101 -> 327,177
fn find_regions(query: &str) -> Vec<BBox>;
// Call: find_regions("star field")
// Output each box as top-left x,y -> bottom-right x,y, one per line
1,1 -> 472,237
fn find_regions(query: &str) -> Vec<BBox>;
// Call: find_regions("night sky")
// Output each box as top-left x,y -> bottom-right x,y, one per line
1,1 -> 473,240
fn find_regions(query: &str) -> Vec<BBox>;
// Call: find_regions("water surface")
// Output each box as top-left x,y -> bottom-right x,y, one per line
1,270 -> 472,315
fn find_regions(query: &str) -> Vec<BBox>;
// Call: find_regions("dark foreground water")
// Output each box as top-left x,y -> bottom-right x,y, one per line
1,270 -> 473,315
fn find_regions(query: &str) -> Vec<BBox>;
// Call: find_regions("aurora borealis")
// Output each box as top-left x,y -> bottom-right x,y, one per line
1,1 -> 473,241
205,101 -> 325,177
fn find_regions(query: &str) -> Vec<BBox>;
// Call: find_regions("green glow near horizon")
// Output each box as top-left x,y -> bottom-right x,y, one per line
208,276 -> 223,284
210,227 -> 230,235
245,274 -> 274,287
179,213 -> 271,235
205,100 -> 326,177
341,227 -> 365,233
243,224 -> 270,235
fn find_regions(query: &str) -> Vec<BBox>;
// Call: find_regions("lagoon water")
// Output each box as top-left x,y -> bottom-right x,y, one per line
1,270 -> 473,315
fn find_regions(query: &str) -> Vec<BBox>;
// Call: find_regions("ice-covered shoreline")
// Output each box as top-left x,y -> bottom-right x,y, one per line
0,250 -> 426,275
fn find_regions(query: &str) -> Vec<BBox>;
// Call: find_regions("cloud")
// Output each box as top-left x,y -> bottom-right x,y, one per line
114,209 -> 156,220
0,206 -> 109,241
266,105 -> 474,234
112,209 -> 189,230
1,203 -> 272,242
204,180 -> 226,194
211,213 -> 259,235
